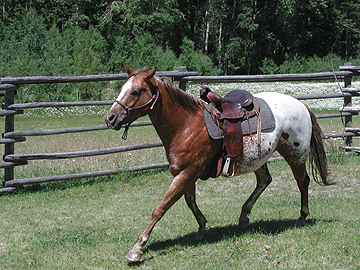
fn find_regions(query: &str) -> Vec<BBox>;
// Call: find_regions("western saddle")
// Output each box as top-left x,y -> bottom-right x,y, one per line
200,86 -> 261,178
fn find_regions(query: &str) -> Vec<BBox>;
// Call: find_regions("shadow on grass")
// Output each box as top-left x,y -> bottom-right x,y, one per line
127,218 -> 332,265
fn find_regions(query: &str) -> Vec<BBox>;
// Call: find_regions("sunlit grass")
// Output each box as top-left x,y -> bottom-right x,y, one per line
0,155 -> 359,269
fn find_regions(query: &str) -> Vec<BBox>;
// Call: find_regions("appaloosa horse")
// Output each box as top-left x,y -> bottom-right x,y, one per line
104,63 -> 330,262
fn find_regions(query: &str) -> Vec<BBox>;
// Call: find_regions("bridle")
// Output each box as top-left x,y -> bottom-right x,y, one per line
115,78 -> 160,139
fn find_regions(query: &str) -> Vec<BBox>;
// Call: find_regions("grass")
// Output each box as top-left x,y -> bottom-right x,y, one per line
0,155 -> 359,269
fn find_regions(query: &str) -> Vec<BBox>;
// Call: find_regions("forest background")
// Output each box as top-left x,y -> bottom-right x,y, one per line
1,0 -> 360,102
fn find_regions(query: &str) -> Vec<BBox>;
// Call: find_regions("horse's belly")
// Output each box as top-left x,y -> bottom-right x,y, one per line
233,132 -> 277,175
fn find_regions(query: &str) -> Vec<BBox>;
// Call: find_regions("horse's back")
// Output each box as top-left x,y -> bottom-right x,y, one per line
233,92 -> 312,174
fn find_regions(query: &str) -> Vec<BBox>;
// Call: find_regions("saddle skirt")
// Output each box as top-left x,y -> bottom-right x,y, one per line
203,97 -> 275,139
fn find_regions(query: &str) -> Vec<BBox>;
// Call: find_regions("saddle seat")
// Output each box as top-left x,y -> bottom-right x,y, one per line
200,86 -> 259,118
200,86 -> 260,178
220,89 -> 260,120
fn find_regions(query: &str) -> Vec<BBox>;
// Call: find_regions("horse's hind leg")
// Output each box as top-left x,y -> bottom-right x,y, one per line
184,182 -> 208,239
239,163 -> 272,229
288,161 -> 310,226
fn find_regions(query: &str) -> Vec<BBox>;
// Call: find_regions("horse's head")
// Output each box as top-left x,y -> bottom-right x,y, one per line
104,63 -> 159,132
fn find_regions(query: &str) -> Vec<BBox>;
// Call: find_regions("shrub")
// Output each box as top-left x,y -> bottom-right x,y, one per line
259,57 -> 280,74
178,38 -> 220,75
109,33 -> 179,72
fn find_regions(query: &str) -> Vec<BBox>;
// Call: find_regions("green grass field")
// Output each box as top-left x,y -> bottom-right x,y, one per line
1,154 -> 359,269
1,81 -> 360,269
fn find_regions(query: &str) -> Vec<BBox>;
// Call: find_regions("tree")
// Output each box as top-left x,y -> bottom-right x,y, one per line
178,37 -> 219,75
1,0 -> 360,82
70,26 -> 108,100
332,0 -> 360,59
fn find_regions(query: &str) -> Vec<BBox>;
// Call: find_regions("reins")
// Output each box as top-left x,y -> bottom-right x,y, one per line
116,79 -> 160,139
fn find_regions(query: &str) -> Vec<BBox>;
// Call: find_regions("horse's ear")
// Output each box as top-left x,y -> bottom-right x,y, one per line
124,62 -> 134,76
146,66 -> 157,80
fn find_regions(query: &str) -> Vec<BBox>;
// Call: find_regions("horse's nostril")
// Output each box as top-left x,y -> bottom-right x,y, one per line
108,113 -> 115,122
105,113 -> 117,127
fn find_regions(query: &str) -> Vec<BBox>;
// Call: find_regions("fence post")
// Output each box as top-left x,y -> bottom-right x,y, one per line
178,79 -> 187,91
177,66 -> 188,91
3,87 -> 15,183
341,63 -> 353,147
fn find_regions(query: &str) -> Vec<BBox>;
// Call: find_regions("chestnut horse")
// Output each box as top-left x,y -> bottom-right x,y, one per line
104,64 -> 330,262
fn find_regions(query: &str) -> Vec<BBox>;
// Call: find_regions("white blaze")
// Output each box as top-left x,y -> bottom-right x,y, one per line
110,77 -> 134,110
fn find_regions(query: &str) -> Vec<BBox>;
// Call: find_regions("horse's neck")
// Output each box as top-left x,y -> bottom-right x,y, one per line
148,91 -> 197,149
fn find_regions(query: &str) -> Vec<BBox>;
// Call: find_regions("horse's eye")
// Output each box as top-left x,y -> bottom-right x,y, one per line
131,90 -> 141,97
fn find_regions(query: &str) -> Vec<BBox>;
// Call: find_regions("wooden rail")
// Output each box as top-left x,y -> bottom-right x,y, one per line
3,163 -> 170,188
0,70 -> 198,85
178,70 -> 357,90
1,67 -> 359,193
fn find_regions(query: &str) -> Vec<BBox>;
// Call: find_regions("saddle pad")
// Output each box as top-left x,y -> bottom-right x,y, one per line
204,98 -> 275,140
204,104 -> 224,140
241,97 -> 275,136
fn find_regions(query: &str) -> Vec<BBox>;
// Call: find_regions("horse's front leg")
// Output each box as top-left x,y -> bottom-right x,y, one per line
184,181 -> 208,239
125,173 -> 189,262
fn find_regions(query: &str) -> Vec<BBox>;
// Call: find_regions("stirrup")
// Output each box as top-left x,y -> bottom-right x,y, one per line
222,157 -> 235,177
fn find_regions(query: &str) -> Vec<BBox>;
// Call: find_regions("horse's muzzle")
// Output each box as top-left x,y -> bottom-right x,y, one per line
104,112 -> 124,130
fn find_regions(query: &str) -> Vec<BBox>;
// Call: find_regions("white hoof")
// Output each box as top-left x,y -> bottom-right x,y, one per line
125,249 -> 143,262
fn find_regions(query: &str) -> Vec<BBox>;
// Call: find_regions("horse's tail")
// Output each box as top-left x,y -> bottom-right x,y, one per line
306,106 -> 332,185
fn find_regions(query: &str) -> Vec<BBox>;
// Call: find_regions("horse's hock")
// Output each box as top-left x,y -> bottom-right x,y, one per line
1,65 -> 360,194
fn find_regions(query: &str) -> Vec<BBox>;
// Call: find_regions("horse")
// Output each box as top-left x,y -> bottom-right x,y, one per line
104,63 -> 330,262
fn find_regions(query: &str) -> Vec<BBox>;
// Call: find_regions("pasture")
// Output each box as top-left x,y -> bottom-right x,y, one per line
1,81 -> 360,269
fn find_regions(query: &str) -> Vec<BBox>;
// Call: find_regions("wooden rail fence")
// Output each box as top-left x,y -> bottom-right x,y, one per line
1,66 -> 359,194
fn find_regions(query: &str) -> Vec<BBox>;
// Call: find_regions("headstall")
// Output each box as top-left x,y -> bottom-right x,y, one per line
115,79 -> 160,140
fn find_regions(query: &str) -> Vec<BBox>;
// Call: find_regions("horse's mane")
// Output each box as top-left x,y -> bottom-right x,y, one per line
129,67 -> 204,114
159,77 -> 205,114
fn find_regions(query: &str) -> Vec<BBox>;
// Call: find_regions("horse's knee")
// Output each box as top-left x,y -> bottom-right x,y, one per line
151,208 -> 165,221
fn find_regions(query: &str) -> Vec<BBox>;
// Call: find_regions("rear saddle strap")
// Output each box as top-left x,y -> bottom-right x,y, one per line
200,86 -> 261,177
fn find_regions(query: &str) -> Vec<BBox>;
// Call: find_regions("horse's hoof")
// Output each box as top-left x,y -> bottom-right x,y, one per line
125,249 -> 143,262
196,229 -> 209,241
238,215 -> 250,229
295,217 -> 306,227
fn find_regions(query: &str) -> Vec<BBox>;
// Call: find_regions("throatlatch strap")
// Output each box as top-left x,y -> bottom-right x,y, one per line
122,123 -> 130,140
